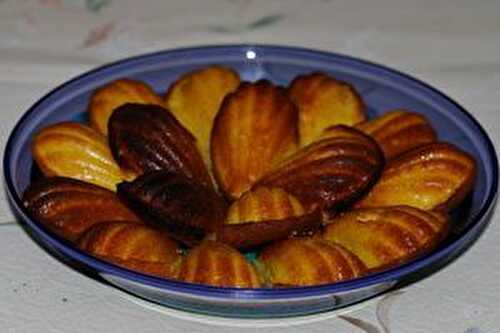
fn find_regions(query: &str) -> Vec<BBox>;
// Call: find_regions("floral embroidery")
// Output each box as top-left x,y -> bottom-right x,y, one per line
39,0 -> 111,12
206,13 -> 285,33
80,21 -> 115,48
85,0 -> 110,12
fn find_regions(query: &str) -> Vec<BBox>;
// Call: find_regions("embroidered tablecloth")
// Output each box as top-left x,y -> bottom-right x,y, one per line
1,1 -> 499,332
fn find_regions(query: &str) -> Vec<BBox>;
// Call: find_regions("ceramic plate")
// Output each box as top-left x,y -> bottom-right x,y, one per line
4,45 -> 498,318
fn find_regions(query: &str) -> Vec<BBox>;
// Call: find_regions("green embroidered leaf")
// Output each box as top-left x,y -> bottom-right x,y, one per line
86,0 -> 111,13
247,14 -> 285,30
206,25 -> 236,33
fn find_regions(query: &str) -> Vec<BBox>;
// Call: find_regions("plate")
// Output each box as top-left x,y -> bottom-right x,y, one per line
3,45 -> 498,318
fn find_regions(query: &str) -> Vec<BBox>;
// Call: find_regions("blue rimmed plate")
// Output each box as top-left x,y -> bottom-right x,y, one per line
3,45 -> 498,318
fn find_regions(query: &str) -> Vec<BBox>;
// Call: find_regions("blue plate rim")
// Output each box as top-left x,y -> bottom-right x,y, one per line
3,44 -> 499,300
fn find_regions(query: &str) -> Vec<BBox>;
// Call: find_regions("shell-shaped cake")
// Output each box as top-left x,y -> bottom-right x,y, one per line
89,78 -> 164,135
164,65 -> 240,165
178,241 -> 261,288
355,109 -> 437,159
287,72 -> 366,146
258,239 -> 367,286
217,209 -> 321,250
258,125 -> 384,214
217,186 -> 320,250
117,170 -> 225,246
356,142 -> 476,211
78,222 -> 182,278
211,80 -> 299,200
23,177 -> 141,241
322,206 -> 449,269
225,187 -> 305,224
108,103 -> 213,188
31,122 -> 132,191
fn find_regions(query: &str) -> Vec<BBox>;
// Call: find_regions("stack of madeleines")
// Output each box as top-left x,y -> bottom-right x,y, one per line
23,66 -> 476,288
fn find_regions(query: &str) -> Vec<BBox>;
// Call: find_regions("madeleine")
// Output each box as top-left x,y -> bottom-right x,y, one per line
31,122 -> 132,191
216,186 -> 320,250
355,109 -> 437,159
287,72 -> 366,146
355,142 -> 476,211
211,80 -> 299,200
23,177 -> 141,242
78,222 -> 182,278
108,103 -> 213,189
258,125 -> 384,214
178,241 -> 261,288
322,206 -> 449,269
117,170 -> 225,247
89,78 -> 163,135
258,239 -> 366,286
225,187 -> 305,224
164,65 -> 240,165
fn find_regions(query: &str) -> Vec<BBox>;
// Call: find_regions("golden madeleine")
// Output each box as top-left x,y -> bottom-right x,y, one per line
178,241 -> 261,288
164,65 -> 240,165
117,170 -> 226,247
89,78 -> 163,135
23,177 -> 141,242
211,80 -> 299,200
287,72 -> 366,146
322,206 -> 449,269
78,221 -> 182,278
217,186 -> 319,250
226,187 -> 305,224
32,122 -> 132,191
355,109 -> 437,159
356,142 -> 476,211
258,239 -> 366,286
217,209 -> 321,251
108,103 -> 213,189
258,125 -> 384,214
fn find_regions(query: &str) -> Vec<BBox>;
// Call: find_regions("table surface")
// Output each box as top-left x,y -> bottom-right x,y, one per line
1,1 -> 499,332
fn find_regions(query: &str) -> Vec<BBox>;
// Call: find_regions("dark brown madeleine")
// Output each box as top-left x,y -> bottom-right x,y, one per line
23,177 -> 141,242
322,206 -> 449,270
258,125 -> 384,214
78,221 -> 182,278
356,142 -> 476,211
178,241 -> 261,288
287,72 -> 366,146
258,239 -> 367,286
117,170 -> 225,247
354,109 -> 437,160
211,80 -> 299,200
108,103 -> 213,189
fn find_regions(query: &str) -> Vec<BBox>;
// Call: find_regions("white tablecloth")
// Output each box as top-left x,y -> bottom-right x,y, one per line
1,1 -> 499,332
